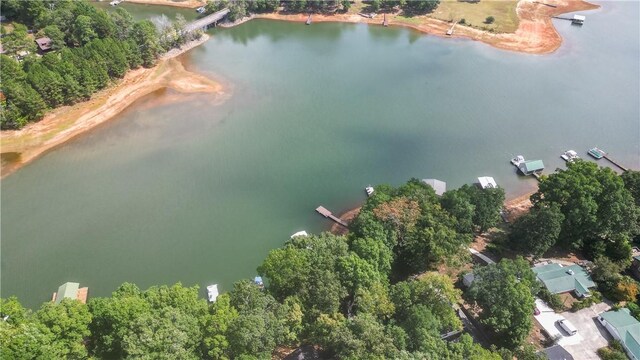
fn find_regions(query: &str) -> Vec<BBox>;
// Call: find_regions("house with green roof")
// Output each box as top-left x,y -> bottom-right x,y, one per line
532,263 -> 596,298
598,309 -> 640,360
518,160 -> 545,175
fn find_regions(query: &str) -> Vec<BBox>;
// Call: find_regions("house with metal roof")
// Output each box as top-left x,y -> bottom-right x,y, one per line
532,263 -> 595,298
538,344 -> 574,360
422,178 -> 446,196
52,282 -> 88,304
598,309 -> 640,360
518,160 -> 545,175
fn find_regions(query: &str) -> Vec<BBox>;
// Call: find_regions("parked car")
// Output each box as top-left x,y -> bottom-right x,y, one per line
557,319 -> 578,336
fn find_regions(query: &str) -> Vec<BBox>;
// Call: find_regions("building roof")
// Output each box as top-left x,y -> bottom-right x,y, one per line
532,263 -> 595,295
422,179 -> 446,196
539,344 -> 574,360
573,15 -> 586,21
54,282 -> 79,304
35,37 -> 52,51
477,176 -> 497,189
601,309 -> 640,359
519,160 -> 545,173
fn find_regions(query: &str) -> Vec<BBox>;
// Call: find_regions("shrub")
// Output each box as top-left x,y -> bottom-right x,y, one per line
538,288 -> 564,311
459,18 -> 466,25
485,16 -> 495,24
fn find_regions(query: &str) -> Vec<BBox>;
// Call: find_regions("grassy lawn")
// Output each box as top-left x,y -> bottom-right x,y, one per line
429,0 -> 520,33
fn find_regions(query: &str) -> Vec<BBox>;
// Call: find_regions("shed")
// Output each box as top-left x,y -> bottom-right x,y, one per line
532,263 -> 595,297
477,176 -> 497,189
572,14 -> 586,24
599,309 -> 640,360
518,160 -> 544,175
35,37 -> 52,52
254,276 -> 264,287
462,272 -> 475,288
422,178 -> 446,196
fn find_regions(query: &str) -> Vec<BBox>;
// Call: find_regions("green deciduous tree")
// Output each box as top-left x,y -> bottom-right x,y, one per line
467,258 -> 537,349
509,203 -> 564,257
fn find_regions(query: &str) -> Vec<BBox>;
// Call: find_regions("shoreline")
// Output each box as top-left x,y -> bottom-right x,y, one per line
254,0 -> 599,54
1,34 -> 224,178
131,0 -> 599,54
125,0 -> 205,9
330,191 -> 536,234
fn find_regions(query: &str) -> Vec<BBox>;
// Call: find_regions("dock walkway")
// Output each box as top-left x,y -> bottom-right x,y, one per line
316,206 -> 348,227
183,8 -> 230,33
603,155 -> 628,172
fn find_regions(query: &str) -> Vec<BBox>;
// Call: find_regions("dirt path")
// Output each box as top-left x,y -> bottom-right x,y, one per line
1,35 -> 227,178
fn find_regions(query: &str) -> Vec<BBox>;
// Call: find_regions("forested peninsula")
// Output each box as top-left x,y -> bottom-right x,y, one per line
0,0 -> 202,130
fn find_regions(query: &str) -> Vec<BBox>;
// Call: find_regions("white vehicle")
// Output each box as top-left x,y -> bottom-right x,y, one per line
557,319 -> 578,336
207,284 -> 219,302
365,186 -> 374,196
510,155 -> 525,166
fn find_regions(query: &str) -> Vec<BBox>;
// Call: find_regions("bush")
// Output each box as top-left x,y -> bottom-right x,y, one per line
598,341 -> 628,360
485,16 -> 495,24
538,288 -> 564,312
459,18 -> 466,25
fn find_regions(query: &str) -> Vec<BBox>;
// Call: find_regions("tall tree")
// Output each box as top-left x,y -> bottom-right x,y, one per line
509,203 -> 564,257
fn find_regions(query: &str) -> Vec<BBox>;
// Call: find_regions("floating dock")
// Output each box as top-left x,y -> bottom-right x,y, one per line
446,21 -> 457,36
316,206 -> 348,227
383,14 -> 388,27
306,15 -> 312,25
588,147 -> 628,171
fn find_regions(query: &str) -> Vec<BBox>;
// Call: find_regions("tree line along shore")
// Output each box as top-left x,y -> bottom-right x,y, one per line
2,163 -> 639,359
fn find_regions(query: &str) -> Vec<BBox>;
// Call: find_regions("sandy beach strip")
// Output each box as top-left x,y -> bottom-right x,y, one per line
254,0 -> 598,55
1,34 -> 225,178
126,0 -> 205,9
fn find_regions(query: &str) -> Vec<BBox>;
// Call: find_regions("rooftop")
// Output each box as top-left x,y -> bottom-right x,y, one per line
422,178 -> 446,196
519,159 -> 545,173
600,309 -> 640,359
532,263 -> 595,296
35,37 -> 52,51
477,176 -> 497,189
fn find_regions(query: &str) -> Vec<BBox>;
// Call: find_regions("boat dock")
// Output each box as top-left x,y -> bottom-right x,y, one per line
604,155 -> 628,172
306,15 -> 312,25
316,206 -> 348,227
383,14 -> 388,27
588,147 -> 628,171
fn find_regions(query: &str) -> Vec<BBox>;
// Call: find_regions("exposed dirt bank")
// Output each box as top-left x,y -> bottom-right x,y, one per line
126,0 -> 205,9
1,35 -> 225,178
255,0 -> 598,54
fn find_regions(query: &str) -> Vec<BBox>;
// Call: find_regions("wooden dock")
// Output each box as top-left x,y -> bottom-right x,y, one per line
316,206 -> 348,227
603,155 -> 628,172
383,14 -> 388,27
306,15 -> 312,25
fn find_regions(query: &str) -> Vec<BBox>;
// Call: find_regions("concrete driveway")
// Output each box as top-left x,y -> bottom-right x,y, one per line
534,299 -> 611,360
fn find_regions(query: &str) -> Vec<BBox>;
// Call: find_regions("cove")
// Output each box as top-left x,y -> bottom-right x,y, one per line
1,1 -> 638,308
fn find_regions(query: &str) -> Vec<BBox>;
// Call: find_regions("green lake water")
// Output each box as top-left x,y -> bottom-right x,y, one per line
2,2 -> 638,308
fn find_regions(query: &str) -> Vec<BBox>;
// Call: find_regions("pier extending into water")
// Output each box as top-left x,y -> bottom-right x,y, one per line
316,206 -> 349,227
603,155 -> 629,172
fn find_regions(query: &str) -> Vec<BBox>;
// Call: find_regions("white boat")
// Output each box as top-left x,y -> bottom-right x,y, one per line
510,155 -> 525,166
365,186 -> 375,196
561,150 -> 580,162
207,284 -> 219,302
196,6 -> 205,14
109,0 -> 122,6
290,230 -> 308,239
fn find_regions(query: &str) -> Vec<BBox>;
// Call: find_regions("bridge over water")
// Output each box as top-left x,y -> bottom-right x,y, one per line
183,8 -> 230,33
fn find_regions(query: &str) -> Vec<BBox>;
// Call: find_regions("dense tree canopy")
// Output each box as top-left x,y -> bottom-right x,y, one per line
531,161 -> 639,261
509,203 -> 564,257
0,0 -> 198,129
467,257 -> 539,349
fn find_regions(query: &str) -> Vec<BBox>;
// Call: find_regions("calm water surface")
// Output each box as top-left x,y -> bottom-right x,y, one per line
2,2 -> 638,307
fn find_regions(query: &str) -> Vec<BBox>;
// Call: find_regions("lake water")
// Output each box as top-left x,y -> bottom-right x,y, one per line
2,1 -> 638,308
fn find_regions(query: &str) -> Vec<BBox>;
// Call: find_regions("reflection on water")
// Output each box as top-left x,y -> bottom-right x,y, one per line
2,2 -> 639,308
